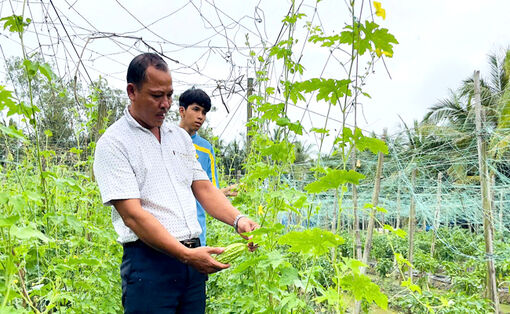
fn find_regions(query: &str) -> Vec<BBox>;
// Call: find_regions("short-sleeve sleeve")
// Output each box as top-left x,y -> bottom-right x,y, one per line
93,137 -> 140,205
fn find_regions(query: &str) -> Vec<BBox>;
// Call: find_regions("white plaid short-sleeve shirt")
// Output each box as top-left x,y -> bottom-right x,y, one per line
93,107 -> 209,244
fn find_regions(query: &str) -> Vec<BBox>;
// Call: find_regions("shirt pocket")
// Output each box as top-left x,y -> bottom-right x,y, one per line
171,148 -> 194,186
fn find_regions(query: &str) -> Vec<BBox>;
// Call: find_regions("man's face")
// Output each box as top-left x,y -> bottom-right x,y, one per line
179,103 -> 207,135
127,66 -> 173,129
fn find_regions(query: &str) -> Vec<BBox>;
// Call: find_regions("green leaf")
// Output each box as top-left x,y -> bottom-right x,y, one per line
38,63 -> 55,81
10,225 -> 50,243
292,195 -> 308,208
395,253 -> 412,268
293,78 -> 352,104
383,224 -> 407,238
287,121 -> 303,135
0,192 -> 9,204
340,273 -> 388,309
401,278 -> 422,294
0,86 -> 17,112
278,228 -> 344,256
340,21 -> 398,57
0,15 -> 30,33
356,135 -> 388,154
67,257 -> 100,266
343,258 -> 367,275
375,206 -> 387,213
304,169 -> 365,193
260,141 -> 295,163
261,250 -> 286,270
0,215 -> 20,228
314,287 -> 342,306
258,102 -> 285,121
279,266 -> 299,286
276,117 -> 290,126
23,59 -> 39,79
23,190 -> 43,205
234,255 -> 266,273
0,124 -> 27,142
354,128 -> 388,154
310,127 -> 329,134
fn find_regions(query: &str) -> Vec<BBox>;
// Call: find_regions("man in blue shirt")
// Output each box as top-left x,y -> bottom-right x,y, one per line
179,88 -> 236,246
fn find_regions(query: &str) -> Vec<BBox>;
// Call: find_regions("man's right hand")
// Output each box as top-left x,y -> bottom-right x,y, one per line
181,246 -> 230,274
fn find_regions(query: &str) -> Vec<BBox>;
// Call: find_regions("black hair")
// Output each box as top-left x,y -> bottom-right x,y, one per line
178,88 -> 211,112
126,53 -> 168,89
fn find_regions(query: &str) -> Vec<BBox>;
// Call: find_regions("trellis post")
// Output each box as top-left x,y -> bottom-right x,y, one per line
474,70 -> 499,312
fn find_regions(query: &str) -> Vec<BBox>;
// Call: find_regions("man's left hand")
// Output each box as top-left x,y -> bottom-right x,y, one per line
236,217 -> 259,239
237,217 -> 259,251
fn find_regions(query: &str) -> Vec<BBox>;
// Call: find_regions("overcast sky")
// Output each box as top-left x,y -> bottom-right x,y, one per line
1,0 -> 509,150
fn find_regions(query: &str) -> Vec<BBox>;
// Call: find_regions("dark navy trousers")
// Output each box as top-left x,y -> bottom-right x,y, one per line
121,240 -> 207,314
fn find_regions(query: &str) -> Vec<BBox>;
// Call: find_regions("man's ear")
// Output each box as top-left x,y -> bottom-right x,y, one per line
126,83 -> 137,101
178,106 -> 185,118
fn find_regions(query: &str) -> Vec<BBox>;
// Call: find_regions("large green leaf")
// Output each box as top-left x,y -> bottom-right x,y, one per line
278,228 -> 344,256
0,215 -> 20,228
0,124 -> 27,142
293,78 -> 352,104
11,225 -> 50,243
355,133 -> 388,154
340,273 -> 388,309
279,266 -> 299,286
304,169 -> 365,193
314,287 -> 342,306
0,15 -> 31,33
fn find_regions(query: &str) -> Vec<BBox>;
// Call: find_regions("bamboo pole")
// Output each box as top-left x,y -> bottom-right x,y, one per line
361,140 -> 385,267
430,172 -> 442,258
332,188 -> 338,233
408,168 -> 417,281
474,70 -> 499,313
500,192 -> 504,237
246,77 -> 254,148
355,135 -> 385,314
351,149 -> 362,260
396,180 -> 401,229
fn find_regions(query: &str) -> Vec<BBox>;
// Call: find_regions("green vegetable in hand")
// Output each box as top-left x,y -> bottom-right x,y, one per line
216,243 -> 247,264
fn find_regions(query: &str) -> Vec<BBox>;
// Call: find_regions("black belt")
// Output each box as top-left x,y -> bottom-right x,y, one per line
123,238 -> 201,249
180,238 -> 201,248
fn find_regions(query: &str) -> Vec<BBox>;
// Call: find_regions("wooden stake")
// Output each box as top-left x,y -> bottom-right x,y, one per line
355,134 -> 385,314
361,136 -> 385,266
430,172 -> 442,258
396,179 -> 401,229
351,149 -> 362,260
246,77 -> 254,148
474,70 -> 500,313
408,168 -> 417,281
500,192 -> 504,236
332,188 -> 338,233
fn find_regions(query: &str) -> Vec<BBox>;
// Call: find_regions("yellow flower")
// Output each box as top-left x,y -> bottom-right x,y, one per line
257,205 -> 264,215
374,1 -> 386,20
375,48 -> 393,58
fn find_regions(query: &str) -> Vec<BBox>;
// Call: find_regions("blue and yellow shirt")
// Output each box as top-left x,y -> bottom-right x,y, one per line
191,133 -> 219,246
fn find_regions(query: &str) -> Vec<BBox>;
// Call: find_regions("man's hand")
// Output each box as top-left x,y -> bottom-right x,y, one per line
182,246 -> 230,274
236,217 -> 259,251
220,184 -> 238,197
236,216 -> 259,236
